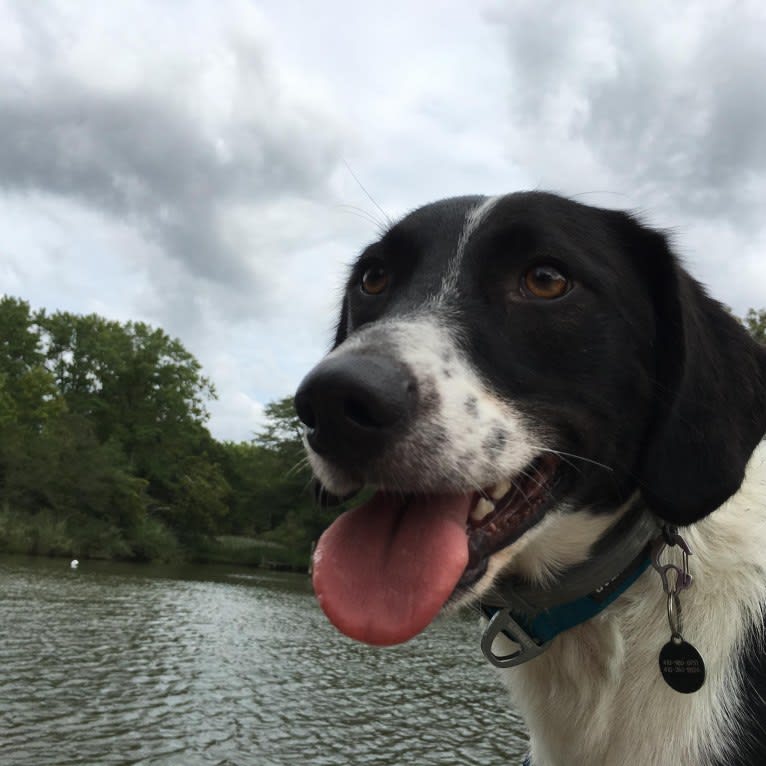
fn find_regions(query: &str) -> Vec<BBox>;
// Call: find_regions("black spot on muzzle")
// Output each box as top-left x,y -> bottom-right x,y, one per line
294,353 -> 417,466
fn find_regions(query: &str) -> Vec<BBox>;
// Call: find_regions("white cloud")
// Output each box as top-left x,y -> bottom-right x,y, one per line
0,0 -> 349,298
0,0 -> 764,440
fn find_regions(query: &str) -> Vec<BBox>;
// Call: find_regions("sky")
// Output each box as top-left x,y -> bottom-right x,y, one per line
1,0 -> 765,441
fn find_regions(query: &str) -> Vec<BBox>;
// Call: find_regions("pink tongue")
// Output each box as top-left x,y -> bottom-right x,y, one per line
312,492 -> 470,646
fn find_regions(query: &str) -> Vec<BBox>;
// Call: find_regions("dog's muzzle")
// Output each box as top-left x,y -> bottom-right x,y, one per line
294,353 -> 417,466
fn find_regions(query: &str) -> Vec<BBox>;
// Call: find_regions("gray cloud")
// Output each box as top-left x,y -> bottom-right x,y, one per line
2,0 -> 764,439
490,1 -> 766,227
0,1 -> 345,304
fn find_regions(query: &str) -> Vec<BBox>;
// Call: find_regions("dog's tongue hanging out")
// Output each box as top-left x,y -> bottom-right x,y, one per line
312,493 -> 470,646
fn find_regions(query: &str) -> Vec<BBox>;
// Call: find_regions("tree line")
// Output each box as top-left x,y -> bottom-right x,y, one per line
0,296 -> 764,569
0,295 -> 339,568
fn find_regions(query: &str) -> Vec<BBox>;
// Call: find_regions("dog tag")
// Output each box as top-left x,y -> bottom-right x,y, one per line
659,636 -> 706,694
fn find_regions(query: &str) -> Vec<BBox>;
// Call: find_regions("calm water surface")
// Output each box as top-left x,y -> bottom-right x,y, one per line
0,556 -> 528,765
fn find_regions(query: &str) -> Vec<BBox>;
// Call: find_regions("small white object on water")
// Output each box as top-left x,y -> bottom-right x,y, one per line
70,559 -> 79,569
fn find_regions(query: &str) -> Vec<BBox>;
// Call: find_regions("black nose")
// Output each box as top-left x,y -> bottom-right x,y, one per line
294,354 -> 416,465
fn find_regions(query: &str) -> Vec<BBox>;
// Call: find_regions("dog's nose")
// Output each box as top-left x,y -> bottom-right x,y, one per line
294,354 -> 416,464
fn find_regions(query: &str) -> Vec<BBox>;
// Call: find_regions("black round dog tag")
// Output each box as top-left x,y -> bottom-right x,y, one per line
659,637 -> 706,693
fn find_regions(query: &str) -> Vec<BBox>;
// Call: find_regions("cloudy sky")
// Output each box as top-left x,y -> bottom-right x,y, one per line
1,0 -> 765,441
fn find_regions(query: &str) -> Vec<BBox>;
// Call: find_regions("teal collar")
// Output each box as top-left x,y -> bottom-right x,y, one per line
479,504 -> 661,668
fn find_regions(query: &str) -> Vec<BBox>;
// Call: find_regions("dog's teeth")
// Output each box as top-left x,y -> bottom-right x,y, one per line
489,480 -> 511,501
470,498 -> 495,523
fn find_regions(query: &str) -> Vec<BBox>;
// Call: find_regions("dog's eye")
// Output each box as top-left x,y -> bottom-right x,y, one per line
361,264 -> 389,295
522,264 -> 570,300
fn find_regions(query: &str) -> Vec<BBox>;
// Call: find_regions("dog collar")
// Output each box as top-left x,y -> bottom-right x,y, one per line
479,502 -> 661,668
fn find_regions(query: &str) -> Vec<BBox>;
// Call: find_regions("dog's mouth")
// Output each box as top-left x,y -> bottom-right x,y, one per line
312,453 -> 561,647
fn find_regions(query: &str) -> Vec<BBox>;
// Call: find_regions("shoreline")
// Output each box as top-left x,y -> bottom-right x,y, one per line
0,513 -> 311,573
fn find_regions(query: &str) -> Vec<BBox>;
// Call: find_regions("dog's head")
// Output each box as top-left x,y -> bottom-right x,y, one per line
295,192 -> 766,647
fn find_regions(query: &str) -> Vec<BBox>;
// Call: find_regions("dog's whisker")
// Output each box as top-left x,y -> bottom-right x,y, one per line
334,203 -> 385,230
508,477 -> 534,507
342,159 -> 392,228
521,460 -> 550,488
516,466 -> 554,497
452,466 -> 489,499
302,475 -> 317,496
528,445 -> 615,473
285,456 -> 311,478
312,483 -> 327,508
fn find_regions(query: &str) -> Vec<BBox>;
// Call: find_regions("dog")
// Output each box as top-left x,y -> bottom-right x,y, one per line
294,192 -> 766,765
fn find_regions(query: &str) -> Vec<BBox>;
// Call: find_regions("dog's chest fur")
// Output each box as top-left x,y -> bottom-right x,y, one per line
501,443 -> 766,766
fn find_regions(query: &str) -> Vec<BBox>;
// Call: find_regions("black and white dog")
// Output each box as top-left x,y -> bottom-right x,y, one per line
295,192 -> 766,765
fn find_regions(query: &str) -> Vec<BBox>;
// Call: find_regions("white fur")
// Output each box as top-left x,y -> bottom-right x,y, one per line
438,196 -> 501,300
497,442 -> 766,766
452,498 -> 637,610
307,315 -> 542,495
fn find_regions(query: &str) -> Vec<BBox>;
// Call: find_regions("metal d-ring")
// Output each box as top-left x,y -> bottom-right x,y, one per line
481,608 -> 551,668
667,591 -> 683,638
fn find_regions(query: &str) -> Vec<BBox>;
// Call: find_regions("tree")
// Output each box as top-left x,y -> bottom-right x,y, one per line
39,311 -> 215,441
37,310 -> 218,514
167,455 -> 230,541
0,297 -> 64,426
214,441 -> 277,534
255,396 -> 305,452
0,297 -> 42,381
253,397 -> 310,499
0,292 -> 341,567
744,308 -> 766,344
0,297 -> 226,552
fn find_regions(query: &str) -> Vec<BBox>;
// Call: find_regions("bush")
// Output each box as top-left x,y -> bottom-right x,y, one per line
0,507 -> 74,557
192,534 -> 309,571
127,515 -> 181,562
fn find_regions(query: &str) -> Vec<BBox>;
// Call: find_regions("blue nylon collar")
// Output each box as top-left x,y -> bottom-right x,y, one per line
478,505 -> 661,667
481,546 -> 652,645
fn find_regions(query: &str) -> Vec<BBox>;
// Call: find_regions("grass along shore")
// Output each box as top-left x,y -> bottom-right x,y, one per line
0,508 -> 310,571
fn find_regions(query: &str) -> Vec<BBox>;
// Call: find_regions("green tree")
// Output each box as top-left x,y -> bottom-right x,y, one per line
253,397 -> 311,507
0,297 -> 42,381
167,455 -> 230,541
247,396 -> 343,553
744,308 -> 766,344
0,296 -> 225,555
39,311 -> 215,448
255,397 -> 305,450
37,310 -> 218,525
0,292 -> 342,568
215,441 -> 277,534
0,297 -> 64,426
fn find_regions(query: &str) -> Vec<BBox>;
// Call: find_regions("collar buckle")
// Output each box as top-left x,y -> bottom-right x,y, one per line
477,500 -> 662,669
480,607 -> 551,668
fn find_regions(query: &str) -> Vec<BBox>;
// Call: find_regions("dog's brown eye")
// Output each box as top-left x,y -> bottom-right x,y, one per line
361,264 -> 389,295
522,265 -> 570,300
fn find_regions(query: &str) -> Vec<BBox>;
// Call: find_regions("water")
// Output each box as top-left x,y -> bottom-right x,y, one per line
0,556 -> 528,765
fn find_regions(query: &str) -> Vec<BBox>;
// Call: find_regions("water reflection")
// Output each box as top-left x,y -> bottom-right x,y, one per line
0,556 -> 528,765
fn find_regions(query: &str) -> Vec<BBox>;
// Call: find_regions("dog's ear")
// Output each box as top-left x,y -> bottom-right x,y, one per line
618,215 -> 766,525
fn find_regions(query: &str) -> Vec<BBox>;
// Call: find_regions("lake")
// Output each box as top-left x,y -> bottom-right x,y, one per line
0,556 -> 528,765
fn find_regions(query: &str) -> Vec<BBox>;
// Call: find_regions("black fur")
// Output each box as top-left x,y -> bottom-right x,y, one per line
330,191 -> 766,523
627,233 -> 766,522
300,191 -> 766,761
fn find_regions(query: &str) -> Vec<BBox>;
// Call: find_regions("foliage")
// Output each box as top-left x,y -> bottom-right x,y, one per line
191,535 -> 308,570
744,308 -> 766,344
0,295 -> 330,569
0,296 -> 216,561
